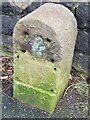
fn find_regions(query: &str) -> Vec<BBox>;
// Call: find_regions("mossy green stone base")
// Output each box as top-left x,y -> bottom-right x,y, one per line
14,51 -> 57,92
13,51 -> 70,113
14,80 -> 57,113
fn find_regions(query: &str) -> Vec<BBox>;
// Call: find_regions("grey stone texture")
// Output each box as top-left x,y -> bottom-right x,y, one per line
2,34 -> 13,53
2,15 -> 19,35
76,3 -> 90,29
9,0 -> 33,10
75,30 -> 88,54
2,34 -> 13,47
1,2 -> 22,15
21,2 -> 45,17
0,34 -> 13,56
73,51 -> 88,75
88,31 -> 90,55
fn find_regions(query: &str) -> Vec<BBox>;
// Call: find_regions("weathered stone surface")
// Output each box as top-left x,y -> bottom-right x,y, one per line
21,2 -> 43,17
9,0 -> 33,10
1,2 -> 22,15
13,3 -> 77,113
73,30 -> 89,76
2,34 -> 13,47
62,2 -> 76,12
9,0 -> 49,11
88,56 -> 90,79
0,34 -> 13,56
88,31 -> 90,55
75,30 -> 88,54
73,51 -> 88,76
59,2 -> 79,14
76,3 -> 90,29
2,15 -> 18,35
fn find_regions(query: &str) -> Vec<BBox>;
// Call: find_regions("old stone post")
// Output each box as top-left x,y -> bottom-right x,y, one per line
13,3 -> 77,113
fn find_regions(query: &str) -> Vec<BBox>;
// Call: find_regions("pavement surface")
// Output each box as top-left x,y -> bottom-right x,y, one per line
2,85 -> 89,118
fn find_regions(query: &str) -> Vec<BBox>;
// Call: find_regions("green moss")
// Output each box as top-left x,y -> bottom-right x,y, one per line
13,50 -> 71,113
14,51 -> 57,92
14,80 -> 57,113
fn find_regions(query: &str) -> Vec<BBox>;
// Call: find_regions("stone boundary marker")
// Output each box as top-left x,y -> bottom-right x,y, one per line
13,3 -> 77,113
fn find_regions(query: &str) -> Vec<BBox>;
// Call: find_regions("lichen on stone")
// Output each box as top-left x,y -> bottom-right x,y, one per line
24,35 -> 46,58
24,35 -> 61,62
